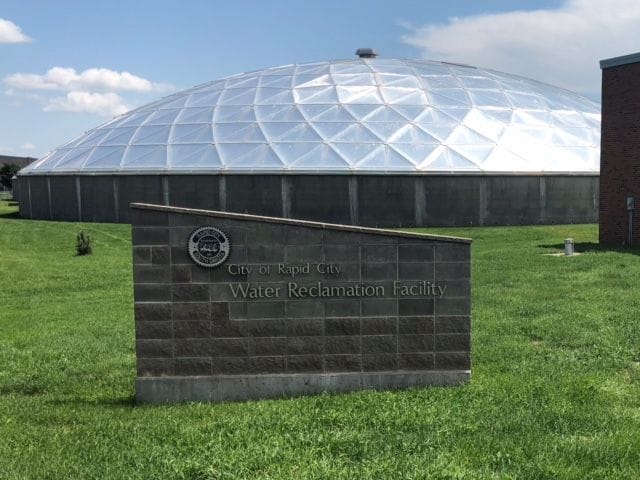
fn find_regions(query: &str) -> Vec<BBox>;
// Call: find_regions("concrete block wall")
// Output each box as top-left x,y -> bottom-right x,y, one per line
131,204 -> 471,403
15,173 -> 599,228
600,61 -> 640,245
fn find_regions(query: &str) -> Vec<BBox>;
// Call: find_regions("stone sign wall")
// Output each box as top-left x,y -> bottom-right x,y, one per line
131,203 -> 471,403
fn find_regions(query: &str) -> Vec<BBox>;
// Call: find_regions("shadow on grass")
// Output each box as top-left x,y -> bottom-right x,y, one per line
48,394 -> 137,408
538,241 -> 640,256
0,210 -> 22,219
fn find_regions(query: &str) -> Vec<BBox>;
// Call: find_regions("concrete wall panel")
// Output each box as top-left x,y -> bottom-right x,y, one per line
168,176 -> 219,211
27,176 -> 50,220
80,176 -> 116,222
225,175 -> 282,217
290,176 -> 351,224
14,173 -> 599,227
16,177 -> 30,218
117,176 -> 163,223
49,176 -> 79,221
545,176 -> 598,224
358,176 -> 416,227
11,178 -> 20,203
484,176 -> 540,226
421,177 -> 481,226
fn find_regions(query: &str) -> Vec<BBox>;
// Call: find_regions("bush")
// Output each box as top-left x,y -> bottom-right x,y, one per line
76,231 -> 93,256
0,163 -> 20,189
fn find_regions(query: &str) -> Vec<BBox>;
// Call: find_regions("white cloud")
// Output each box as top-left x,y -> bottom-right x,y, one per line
401,0 -> 640,95
4,67 -> 173,93
44,91 -> 129,116
19,142 -> 36,150
0,18 -> 31,43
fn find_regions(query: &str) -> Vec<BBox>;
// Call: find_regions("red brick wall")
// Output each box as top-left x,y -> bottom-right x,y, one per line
600,62 -> 640,245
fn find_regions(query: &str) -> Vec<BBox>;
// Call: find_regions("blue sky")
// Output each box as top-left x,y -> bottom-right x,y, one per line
0,0 -> 636,158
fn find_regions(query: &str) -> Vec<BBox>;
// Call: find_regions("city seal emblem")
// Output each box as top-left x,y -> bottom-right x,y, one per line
187,226 -> 230,268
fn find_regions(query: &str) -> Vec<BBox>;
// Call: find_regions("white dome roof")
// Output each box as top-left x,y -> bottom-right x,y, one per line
22,58 -> 601,175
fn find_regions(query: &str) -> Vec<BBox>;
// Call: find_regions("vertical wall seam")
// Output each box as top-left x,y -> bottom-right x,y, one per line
219,176 -> 227,211
27,177 -> 32,219
281,176 -> 291,218
113,177 -> 119,223
539,177 -> 546,224
75,177 -> 82,221
415,178 -> 425,226
348,176 -> 358,226
46,177 -> 52,220
478,177 -> 488,226
162,176 -> 170,206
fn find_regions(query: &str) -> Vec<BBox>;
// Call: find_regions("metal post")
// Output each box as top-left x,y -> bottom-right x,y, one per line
564,238 -> 574,256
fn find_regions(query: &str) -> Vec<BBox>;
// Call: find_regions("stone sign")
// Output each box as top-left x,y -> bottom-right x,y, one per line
131,203 -> 471,403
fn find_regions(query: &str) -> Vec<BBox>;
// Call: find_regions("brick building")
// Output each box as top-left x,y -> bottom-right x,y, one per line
0,155 -> 35,169
600,53 -> 640,245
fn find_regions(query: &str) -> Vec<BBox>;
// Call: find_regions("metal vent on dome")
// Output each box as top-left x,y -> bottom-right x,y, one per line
356,48 -> 378,59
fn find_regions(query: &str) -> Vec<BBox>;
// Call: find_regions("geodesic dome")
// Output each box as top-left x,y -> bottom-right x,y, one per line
21,58 -> 600,175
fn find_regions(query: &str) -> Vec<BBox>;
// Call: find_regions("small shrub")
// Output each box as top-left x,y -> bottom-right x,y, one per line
76,231 -> 93,256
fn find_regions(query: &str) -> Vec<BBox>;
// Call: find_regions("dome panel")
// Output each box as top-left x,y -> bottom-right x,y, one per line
169,144 -> 222,169
97,128 -> 135,146
171,124 -> 213,144
22,58 -> 601,175
121,145 -> 167,170
84,146 -> 126,170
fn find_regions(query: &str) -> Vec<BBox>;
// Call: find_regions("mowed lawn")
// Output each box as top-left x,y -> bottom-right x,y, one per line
1,199 -> 640,479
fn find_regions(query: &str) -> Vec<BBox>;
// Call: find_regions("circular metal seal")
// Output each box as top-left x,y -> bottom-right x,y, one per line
187,226 -> 230,268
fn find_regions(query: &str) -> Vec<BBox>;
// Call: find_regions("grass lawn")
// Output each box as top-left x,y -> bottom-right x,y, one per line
1,198 -> 640,479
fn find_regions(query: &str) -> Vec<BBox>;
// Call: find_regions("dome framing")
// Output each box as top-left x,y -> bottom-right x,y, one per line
20,58 -> 600,176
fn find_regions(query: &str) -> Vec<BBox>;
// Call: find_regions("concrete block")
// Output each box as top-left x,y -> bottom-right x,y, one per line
172,284 -> 209,302
361,299 -> 398,316
362,354 -> 399,371
134,284 -> 171,302
287,336 -> 324,355
175,357 -> 212,376
398,244 -> 434,262
361,335 -> 396,354
435,352 -> 471,370
173,321 -> 212,338
399,299 -> 434,316
324,336 -> 360,354
435,334 -> 471,352
435,316 -> 470,333
135,302 -> 171,322
398,334 -> 434,353
361,317 -> 397,335
136,321 -> 173,339
325,354 -> 362,372
286,355 -> 324,373
325,318 -> 360,335
136,339 -> 173,357
173,302 -> 210,321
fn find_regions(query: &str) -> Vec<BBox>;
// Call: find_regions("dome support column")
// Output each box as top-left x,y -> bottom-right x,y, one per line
281,176 -> 292,218
113,177 -> 119,223
415,178 -> 425,226
75,177 -> 82,221
218,176 -> 227,212
46,177 -> 52,220
479,177 -> 488,226
348,176 -> 358,225
162,176 -> 170,206
539,177 -> 547,224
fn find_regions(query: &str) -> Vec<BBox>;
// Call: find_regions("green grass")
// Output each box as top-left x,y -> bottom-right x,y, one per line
2,198 -> 640,479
